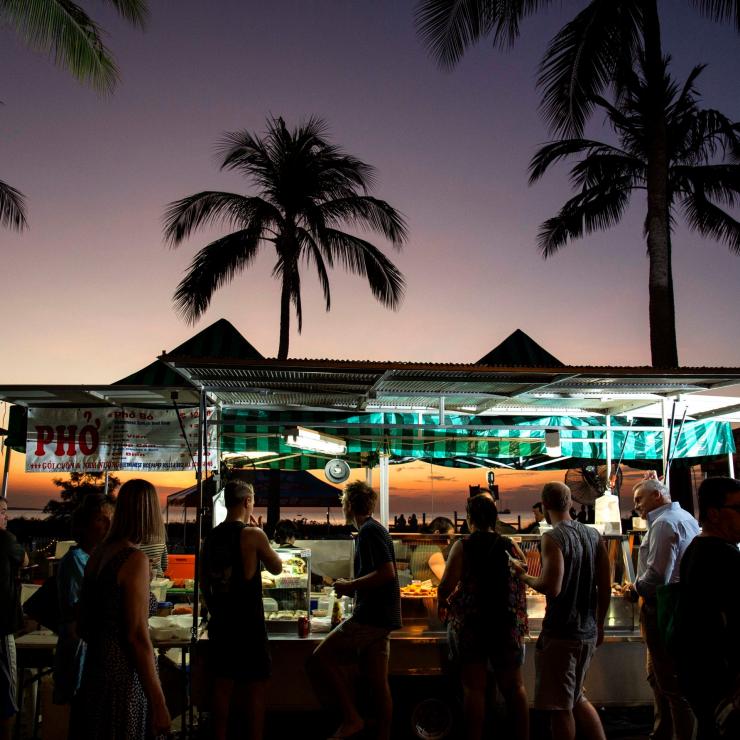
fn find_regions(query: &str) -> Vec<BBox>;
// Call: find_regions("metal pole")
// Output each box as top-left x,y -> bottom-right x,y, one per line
729,452 -> 736,479
379,453 -> 389,530
103,471 -> 109,497
1,443 -> 11,499
189,391 -> 206,735
605,415 -> 612,493
661,399 -> 669,484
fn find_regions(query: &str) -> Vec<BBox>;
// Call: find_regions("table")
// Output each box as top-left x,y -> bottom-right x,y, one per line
13,631 -> 193,740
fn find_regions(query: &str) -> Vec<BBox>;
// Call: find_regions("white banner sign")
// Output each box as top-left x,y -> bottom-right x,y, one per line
26,407 -> 217,473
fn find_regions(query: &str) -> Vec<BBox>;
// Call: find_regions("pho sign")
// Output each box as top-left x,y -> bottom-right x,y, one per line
26,407 -> 217,473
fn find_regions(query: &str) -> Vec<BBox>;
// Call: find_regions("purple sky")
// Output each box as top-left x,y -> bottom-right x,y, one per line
1,2 -> 739,506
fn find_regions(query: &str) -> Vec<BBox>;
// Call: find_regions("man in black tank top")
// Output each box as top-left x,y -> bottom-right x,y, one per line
512,482 -> 610,740
200,480 -> 282,740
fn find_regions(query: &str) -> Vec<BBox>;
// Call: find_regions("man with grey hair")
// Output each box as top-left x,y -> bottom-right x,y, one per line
627,475 -> 700,740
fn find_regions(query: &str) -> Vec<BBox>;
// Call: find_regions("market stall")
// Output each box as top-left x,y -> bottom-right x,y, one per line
3,337 -> 740,732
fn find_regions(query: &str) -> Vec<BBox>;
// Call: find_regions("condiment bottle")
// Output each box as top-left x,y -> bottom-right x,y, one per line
331,598 -> 343,629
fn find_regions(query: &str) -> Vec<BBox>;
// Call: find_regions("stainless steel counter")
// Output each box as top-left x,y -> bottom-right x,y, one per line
265,628 -> 651,710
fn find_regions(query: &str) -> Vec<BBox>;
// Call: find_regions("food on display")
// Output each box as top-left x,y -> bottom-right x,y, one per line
172,605 -> 193,615
264,609 -> 308,620
401,581 -> 437,598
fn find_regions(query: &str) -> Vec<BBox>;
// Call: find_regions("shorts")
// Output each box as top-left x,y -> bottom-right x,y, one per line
313,618 -> 390,666
448,624 -> 525,671
534,634 -> 596,711
207,629 -> 271,683
0,634 -> 18,719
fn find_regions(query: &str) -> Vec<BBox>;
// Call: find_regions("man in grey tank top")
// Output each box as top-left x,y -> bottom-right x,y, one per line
512,482 -> 611,740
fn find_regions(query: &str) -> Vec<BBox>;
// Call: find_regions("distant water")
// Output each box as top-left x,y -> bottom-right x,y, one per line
8,506 -> 532,529
7,508 -> 47,520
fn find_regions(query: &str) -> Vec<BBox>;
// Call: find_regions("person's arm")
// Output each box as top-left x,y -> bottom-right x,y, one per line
634,521 -> 677,599
242,527 -> 282,577
436,539 -> 463,606
428,549 -> 447,582
595,536 -> 611,646
119,549 -> 170,736
512,533 -> 563,597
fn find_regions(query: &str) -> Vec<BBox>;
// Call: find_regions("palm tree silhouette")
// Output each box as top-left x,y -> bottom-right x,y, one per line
529,59 -> 740,280
415,0 -> 740,366
1,0 -> 148,92
0,179 -> 27,231
164,116 -> 407,359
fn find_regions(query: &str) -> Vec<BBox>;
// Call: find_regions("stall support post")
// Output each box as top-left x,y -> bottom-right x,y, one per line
191,391 -> 206,640
605,415 -> 612,492
662,399 -> 669,486
379,453 -> 389,529
365,466 -> 373,488
1,443 -> 10,499
729,453 -> 736,479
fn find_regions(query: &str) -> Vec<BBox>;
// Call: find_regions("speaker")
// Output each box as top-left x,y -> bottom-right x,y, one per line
324,459 -> 350,484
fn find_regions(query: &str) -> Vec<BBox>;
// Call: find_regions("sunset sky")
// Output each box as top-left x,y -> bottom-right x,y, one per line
1,2 -> 738,515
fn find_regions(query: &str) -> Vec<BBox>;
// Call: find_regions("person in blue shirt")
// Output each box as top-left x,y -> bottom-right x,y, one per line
626,476 -> 700,740
53,494 -> 114,706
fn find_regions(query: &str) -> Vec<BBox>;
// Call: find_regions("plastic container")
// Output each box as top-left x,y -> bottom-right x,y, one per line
157,602 -> 174,617
164,554 -> 195,581
595,492 -> 622,535
150,578 -> 172,602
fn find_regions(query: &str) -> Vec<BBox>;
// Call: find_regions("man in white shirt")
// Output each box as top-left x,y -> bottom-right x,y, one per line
627,478 -> 699,740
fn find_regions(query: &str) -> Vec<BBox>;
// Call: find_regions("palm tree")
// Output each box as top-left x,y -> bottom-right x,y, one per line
528,60 -> 740,316
415,0 -> 740,366
1,0 -> 148,92
163,116 -> 408,359
0,179 -> 27,230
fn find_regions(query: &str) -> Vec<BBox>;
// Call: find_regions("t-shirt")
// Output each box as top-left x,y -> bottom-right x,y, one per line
0,528 -> 25,635
352,518 -> 402,631
541,520 -> 600,640
57,546 -> 89,624
676,536 -> 740,707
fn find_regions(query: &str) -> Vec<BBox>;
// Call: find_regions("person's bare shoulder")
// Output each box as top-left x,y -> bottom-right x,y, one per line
240,525 -> 269,548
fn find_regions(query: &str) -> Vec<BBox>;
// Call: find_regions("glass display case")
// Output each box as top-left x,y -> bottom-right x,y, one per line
261,547 -> 311,633
390,531 -> 639,635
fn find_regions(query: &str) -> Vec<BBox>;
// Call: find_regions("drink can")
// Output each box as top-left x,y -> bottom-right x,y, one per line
298,615 -> 310,638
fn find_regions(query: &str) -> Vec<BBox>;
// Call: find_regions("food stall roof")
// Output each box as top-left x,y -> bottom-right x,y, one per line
156,355 -> 740,417
0,384 -> 201,408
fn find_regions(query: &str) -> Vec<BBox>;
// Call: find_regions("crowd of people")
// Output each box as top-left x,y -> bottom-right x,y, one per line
0,473 -> 738,740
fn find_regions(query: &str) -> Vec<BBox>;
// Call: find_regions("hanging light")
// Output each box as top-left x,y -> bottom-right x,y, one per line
545,429 -> 562,457
283,426 -> 347,455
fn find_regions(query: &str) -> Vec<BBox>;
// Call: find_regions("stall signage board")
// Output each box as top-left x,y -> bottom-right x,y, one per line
25,407 -> 218,473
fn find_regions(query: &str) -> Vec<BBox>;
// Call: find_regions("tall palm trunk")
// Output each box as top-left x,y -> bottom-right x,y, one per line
642,0 -> 679,367
278,279 -> 291,360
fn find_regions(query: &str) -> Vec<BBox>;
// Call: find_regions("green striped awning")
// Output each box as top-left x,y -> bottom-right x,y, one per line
220,410 -> 735,469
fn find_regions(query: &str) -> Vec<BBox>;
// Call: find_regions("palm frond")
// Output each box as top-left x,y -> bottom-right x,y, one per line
414,0 -> 498,69
537,179 -> 632,257
569,153 -> 645,190
674,164 -> 740,208
529,138 -> 636,183
538,0 -> 642,136
163,192 -> 279,246
1,0 -> 146,92
689,0 -> 740,30
0,179 -> 28,231
298,228 -> 332,311
682,192 -> 740,253
322,229 -> 406,309
313,196 -> 408,246
173,228 -> 264,324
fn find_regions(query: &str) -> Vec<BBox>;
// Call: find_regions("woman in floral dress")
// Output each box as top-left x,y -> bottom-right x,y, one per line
438,493 -> 529,740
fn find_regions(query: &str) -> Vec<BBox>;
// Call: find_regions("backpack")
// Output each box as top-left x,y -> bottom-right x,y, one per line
655,581 -> 681,653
